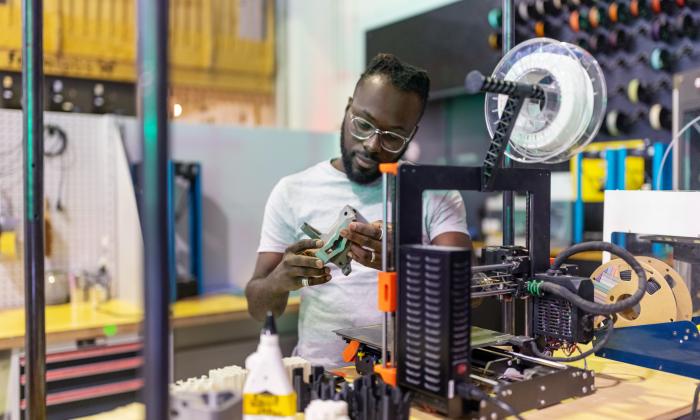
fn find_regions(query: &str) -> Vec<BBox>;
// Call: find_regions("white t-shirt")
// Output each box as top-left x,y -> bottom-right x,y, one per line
256,160 -> 468,367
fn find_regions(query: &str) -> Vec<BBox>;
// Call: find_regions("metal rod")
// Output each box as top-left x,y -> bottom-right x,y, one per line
502,0 -> 514,53
471,289 -> 517,299
470,374 -> 499,387
138,0 -> 171,417
22,0 -> 46,416
501,297 -> 515,335
472,263 -> 516,273
506,350 -> 567,369
381,171 -> 388,367
389,176 -> 397,366
502,0 -> 515,247
523,296 -> 531,336
501,0 -> 516,335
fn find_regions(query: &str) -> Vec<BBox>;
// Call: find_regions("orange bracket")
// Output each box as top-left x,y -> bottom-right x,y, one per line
342,340 -> 361,363
378,272 -> 397,313
374,363 -> 397,386
378,163 -> 398,176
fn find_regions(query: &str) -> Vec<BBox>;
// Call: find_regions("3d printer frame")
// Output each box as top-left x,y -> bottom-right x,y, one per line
396,164 -> 551,305
391,165 -> 598,418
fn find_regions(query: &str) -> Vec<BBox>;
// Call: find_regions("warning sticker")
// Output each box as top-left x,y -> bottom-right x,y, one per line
243,392 -> 296,416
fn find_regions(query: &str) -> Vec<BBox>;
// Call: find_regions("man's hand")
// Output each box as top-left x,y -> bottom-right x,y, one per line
340,221 -> 392,270
269,239 -> 332,291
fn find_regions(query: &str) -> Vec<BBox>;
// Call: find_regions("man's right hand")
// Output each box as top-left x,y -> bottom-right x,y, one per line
269,239 -> 332,291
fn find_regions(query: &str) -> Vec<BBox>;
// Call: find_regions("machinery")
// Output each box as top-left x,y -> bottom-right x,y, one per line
332,38 -> 667,418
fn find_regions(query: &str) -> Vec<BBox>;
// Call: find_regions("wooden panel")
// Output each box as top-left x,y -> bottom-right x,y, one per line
0,0 -> 274,93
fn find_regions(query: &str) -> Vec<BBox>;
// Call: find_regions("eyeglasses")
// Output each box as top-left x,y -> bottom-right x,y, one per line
348,113 -> 415,153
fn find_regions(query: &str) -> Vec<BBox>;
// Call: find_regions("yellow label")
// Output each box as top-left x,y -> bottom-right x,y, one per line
243,393 -> 296,416
0,232 -> 17,258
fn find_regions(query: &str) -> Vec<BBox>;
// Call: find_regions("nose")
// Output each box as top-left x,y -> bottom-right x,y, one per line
364,132 -> 382,154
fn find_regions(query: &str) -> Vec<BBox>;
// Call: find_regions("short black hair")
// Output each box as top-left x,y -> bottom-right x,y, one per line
358,53 -> 430,114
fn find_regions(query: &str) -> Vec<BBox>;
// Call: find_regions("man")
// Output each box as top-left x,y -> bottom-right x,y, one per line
246,53 -> 470,367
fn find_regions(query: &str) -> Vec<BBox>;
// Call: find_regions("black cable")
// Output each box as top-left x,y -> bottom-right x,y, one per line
44,124 -> 69,211
692,382 -> 700,420
529,315 -> 614,362
457,383 -> 523,420
544,241 -> 648,315
44,124 -> 68,157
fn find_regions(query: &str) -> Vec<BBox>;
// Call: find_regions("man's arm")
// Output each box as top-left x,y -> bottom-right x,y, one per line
431,231 -> 472,248
246,252 -> 287,321
245,239 -> 331,321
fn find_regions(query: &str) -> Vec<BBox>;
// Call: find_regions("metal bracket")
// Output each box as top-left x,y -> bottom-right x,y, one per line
300,205 -> 367,276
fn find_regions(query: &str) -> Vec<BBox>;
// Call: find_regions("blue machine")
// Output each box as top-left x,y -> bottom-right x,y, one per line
598,319 -> 700,380
130,160 -> 203,301
168,161 -> 203,301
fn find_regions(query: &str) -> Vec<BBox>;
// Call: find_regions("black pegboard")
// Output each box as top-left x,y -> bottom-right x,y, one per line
488,0 -> 700,142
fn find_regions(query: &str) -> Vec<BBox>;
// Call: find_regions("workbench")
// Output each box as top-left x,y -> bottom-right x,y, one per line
4,297 -> 697,418
0,294 -> 300,350
82,353 -> 698,419
0,294 -> 300,417
407,355 -> 698,419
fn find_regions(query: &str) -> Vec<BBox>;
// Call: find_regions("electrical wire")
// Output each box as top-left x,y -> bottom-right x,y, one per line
44,124 -> 68,157
544,241 -> 648,315
654,113 -> 700,190
43,124 -> 70,211
529,315 -> 614,362
457,383 -> 524,420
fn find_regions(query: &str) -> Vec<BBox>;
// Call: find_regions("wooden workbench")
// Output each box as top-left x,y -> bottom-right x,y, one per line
0,294 -> 300,350
83,354 -> 698,420
407,355 -> 698,419
4,296 -> 697,418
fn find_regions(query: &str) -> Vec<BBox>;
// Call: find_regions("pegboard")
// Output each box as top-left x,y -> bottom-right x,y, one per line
0,110 -> 118,309
486,0 -> 700,142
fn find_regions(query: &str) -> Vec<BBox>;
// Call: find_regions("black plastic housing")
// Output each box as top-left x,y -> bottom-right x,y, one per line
533,273 -> 595,344
397,244 -> 471,418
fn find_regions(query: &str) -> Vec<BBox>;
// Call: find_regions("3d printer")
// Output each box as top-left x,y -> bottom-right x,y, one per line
334,38 -> 658,418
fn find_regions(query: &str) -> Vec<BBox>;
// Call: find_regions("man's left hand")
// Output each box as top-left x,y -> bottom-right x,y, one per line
340,220 -> 392,270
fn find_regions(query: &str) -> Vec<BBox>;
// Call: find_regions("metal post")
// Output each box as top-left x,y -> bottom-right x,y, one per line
501,0 -> 515,248
501,297 -> 515,335
138,0 -> 171,417
501,0 -> 516,335
22,0 -> 46,417
574,153 -> 584,244
381,172 -> 389,367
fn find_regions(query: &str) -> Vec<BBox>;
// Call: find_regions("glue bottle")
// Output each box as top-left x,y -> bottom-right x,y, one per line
242,312 -> 296,419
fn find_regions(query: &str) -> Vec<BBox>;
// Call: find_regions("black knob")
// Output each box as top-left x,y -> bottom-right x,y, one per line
649,103 -> 672,130
651,0 -> 675,14
589,33 -> 609,54
606,110 -> 632,136
608,1 -> 632,24
675,13 -> 698,38
589,6 -> 610,28
608,28 -> 632,51
650,47 -> 674,70
535,0 -> 563,15
630,0 -> 650,18
488,32 -> 502,51
627,79 -> 654,103
570,9 -> 591,32
651,17 -> 674,43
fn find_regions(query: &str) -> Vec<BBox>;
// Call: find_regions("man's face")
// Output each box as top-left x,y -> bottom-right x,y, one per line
340,75 -> 423,184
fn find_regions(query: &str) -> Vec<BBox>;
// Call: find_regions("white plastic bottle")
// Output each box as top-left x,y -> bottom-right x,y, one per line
242,312 -> 297,420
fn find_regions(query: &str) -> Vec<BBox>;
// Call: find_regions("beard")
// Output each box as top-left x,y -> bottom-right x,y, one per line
340,124 -> 382,185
